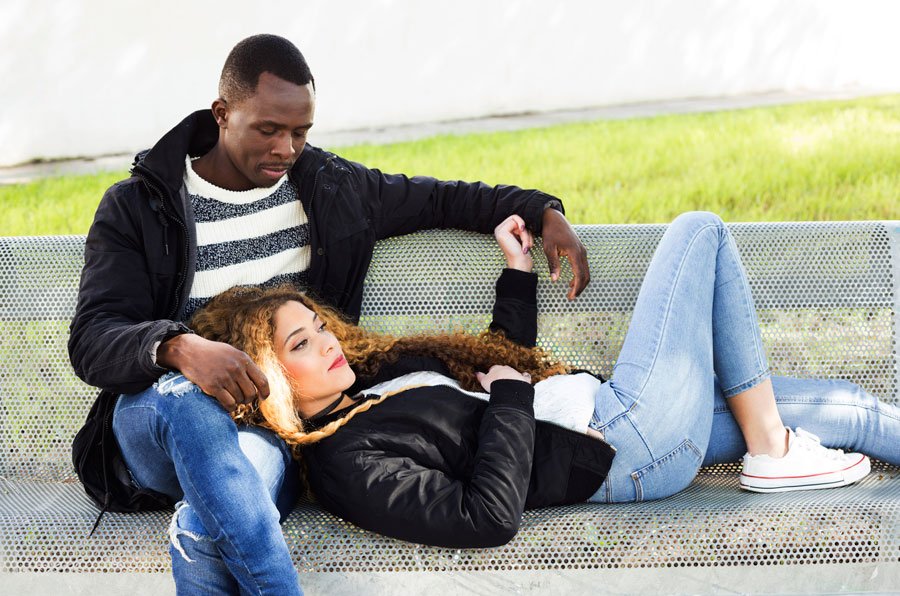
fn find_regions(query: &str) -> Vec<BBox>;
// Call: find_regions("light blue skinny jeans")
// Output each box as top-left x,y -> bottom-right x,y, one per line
588,211 -> 900,503
113,373 -> 303,595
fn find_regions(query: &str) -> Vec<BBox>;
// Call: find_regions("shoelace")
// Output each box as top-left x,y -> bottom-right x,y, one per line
793,428 -> 846,460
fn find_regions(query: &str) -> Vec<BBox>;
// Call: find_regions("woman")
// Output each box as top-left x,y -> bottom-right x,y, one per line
190,211 -> 899,548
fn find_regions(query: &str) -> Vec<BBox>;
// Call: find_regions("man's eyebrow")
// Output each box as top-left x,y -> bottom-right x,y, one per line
283,313 -> 319,346
257,120 -> 314,130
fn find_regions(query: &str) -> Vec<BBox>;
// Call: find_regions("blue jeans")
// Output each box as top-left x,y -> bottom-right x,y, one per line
588,212 -> 900,503
113,373 -> 303,595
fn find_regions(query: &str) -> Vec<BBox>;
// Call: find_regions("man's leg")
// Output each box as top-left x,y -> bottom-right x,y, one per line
113,373 -> 302,596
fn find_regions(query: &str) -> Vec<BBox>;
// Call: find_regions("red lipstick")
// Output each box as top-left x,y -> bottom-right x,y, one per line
329,354 -> 347,371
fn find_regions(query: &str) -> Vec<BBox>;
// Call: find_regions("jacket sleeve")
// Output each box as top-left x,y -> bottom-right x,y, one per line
67,181 -> 189,395
489,268 -> 538,348
309,380 -> 536,548
347,159 -> 565,240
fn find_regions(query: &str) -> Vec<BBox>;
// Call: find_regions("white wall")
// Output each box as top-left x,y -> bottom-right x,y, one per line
1,0 -> 898,166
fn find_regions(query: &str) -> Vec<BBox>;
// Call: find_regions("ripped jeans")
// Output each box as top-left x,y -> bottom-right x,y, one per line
113,373 -> 302,595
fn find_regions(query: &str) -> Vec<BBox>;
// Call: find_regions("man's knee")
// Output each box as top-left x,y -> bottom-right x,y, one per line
119,373 -> 235,432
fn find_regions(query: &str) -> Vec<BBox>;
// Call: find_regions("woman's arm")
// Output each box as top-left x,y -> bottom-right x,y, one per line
488,216 -> 539,347
307,380 -> 536,548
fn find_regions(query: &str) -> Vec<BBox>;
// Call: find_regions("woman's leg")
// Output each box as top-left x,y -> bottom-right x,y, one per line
705,375 -> 900,466
112,373 -> 302,596
588,211 -> 771,503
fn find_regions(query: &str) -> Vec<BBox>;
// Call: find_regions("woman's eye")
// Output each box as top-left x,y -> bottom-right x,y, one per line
291,339 -> 308,351
317,323 -> 327,333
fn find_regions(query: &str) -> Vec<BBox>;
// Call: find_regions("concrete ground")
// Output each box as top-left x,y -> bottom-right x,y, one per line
0,87 -> 893,186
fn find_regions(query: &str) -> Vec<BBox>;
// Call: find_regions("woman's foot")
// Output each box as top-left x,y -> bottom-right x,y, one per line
740,428 -> 871,493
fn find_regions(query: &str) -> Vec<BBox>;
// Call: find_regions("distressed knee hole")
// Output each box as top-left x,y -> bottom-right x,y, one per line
155,373 -> 199,397
168,501 -> 211,562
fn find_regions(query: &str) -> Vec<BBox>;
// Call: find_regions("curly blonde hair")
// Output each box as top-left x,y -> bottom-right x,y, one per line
189,285 -> 568,456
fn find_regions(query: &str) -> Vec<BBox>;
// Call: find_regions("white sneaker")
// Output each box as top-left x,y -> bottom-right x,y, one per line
740,428 -> 871,493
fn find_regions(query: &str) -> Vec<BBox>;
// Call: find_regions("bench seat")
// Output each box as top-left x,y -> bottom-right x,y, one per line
1,222 -> 898,594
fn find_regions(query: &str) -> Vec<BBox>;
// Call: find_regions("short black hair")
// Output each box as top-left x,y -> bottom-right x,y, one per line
219,34 -> 315,103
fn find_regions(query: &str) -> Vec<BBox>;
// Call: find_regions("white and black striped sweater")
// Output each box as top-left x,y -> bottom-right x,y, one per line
182,156 -> 310,320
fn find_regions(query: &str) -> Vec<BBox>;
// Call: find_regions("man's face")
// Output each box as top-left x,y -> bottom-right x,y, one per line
216,72 -> 315,190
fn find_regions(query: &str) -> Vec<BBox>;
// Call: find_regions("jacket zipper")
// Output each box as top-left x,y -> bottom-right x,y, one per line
308,156 -> 334,262
139,173 -> 189,320
89,394 -> 118,536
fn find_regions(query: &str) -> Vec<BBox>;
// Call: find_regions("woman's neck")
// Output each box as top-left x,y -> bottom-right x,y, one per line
304,393 -> 358,420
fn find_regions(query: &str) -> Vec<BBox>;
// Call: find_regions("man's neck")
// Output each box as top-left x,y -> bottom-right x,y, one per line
191,145 -> 254,192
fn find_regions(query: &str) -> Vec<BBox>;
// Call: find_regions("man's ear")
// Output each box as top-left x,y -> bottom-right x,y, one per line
211,98 -> 228,128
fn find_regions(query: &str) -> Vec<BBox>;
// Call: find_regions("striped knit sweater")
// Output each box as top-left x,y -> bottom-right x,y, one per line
182,156 -> 311,321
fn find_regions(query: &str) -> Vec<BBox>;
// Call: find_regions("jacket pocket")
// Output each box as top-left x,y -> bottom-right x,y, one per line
332,217 -> 369,240
631,438 -> 703,502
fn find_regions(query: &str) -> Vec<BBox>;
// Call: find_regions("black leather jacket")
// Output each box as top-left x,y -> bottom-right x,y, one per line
68,109 -> 563,397
303,269 -> 616,548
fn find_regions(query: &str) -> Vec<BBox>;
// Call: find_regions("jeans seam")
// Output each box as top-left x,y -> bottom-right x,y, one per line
631,438 -> 703,503
631,222 -> 720,401
721,369 -> 772,398
163,413 -> 265,595
729,229 -> 768,377
755,396 -> 900,422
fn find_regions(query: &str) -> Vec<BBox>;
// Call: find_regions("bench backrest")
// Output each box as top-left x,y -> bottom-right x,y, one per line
1,222 -> 898,481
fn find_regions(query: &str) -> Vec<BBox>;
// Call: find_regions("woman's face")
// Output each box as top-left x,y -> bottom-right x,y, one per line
272,300 -> 356,415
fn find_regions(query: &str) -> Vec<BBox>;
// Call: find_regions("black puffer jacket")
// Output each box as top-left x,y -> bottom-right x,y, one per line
303,270 -> 616,548
68,109 -> 563,397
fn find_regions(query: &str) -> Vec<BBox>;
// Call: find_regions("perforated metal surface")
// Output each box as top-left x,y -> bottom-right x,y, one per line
0,223 -> 898,580
2,462 -> 897,575
359,222 -> 899,403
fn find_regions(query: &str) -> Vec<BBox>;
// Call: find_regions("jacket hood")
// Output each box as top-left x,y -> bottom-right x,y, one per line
132,110 -> 219,198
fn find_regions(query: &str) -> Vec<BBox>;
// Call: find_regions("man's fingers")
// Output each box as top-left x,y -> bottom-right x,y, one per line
208,387 -> 238,413
566,248 -> 591,300
544,242 -> 561,281
245,363 -> 270,400
233,371 -> 260,405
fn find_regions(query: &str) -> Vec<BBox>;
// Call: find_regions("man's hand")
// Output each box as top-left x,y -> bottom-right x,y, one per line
494,215 -> 534,272
156,334 -> 270,412
542,208 -> 590,300
476,364 -> 532,392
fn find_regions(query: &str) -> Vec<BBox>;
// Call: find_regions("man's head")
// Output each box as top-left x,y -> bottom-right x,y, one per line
208,34 -> 316,190
219,34 -> 315,103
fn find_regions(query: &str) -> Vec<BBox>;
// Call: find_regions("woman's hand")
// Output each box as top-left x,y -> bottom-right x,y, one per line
476,364 -> 532,392
494,215 -> 534,272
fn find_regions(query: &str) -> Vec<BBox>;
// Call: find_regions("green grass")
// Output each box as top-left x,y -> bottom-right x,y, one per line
3,95 -> 899,236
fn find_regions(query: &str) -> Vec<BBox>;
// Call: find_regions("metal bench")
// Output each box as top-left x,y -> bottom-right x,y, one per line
1,222 -> 898,595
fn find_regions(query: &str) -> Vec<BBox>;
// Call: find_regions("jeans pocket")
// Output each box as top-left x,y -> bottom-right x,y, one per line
631,439 -> 703,502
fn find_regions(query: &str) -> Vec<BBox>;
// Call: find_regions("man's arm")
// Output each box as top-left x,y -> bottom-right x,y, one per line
68,182 -> 268,409
68,181 -> 187,395
349,162 -> 589,298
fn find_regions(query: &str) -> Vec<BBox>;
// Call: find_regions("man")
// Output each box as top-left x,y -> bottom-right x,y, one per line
69,34 -> 589,595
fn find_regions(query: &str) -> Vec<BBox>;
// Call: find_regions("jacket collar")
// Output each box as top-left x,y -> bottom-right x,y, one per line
132,110 -> 218,200
132,109 -> 327,209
